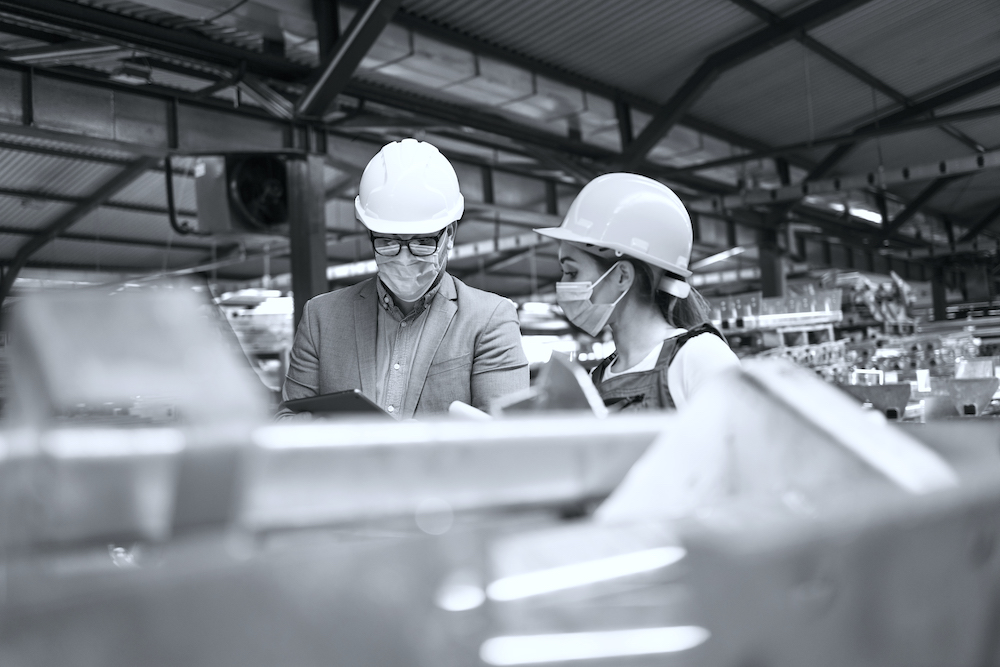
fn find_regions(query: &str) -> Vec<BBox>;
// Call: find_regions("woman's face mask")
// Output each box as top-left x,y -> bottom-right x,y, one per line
375,230 -> 453,302
556,261 -> 627,336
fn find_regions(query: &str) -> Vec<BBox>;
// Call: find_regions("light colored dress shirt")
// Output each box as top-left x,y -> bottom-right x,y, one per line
374,277 -> 442,417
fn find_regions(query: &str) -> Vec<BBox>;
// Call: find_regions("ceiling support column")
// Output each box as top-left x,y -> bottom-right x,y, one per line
288,155 -> 329,328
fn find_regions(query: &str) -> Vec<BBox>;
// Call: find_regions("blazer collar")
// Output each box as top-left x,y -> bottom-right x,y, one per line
353,278 -> 378,397
401,272 -> 459,418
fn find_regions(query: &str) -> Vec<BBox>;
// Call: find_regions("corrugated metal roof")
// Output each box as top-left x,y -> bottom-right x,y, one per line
692,41 -> 896,146
0,131 -> 137,163
400,0 -> 761,102
935,171 -> 1000,218
810,0 -> 1000,101
0,150 -> 122,198
0,195 -> 73,230
935,87 -> 1000,151
0,234 -> 28,260
110,171 -> 198,213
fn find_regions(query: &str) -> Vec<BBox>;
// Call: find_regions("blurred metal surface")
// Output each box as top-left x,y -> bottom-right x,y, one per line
241,412 -> 663,531
5,282 -> 269,426
685,480 -> 1000,667
2,349 -> 1000,665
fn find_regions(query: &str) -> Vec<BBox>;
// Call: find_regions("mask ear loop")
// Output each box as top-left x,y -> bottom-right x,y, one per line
594,260 -> 632,311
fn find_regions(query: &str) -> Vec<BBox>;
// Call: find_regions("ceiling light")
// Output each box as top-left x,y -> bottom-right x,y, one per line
110,62 -> 152,86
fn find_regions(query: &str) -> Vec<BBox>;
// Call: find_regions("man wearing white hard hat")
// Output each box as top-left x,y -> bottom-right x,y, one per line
535,173 -> 739,412
279,138 -> 529,419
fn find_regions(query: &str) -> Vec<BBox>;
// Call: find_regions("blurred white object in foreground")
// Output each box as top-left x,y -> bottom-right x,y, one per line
598,359 -> 959,522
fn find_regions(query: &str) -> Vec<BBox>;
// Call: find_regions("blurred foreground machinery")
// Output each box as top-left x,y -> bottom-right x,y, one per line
2,285 -> 1000,666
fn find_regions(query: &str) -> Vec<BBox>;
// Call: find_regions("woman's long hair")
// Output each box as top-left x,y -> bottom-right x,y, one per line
595,253 -> 712,330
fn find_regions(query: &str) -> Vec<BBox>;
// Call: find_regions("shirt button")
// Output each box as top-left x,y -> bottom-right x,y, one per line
393,363 -> 400,370
400,321 -> 407,328
387,405 -> 395,413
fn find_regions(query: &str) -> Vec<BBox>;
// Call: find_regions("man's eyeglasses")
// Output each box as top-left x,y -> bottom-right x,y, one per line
370,230 -> 446,257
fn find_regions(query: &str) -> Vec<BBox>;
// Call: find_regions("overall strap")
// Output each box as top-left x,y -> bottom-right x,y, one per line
663,322 -> 728,368
589,354 -> 615,386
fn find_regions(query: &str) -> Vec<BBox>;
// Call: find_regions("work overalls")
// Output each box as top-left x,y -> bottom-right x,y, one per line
590,324 -> 727,412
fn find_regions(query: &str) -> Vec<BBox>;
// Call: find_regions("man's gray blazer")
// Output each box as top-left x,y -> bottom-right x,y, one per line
278,273 -> 529,419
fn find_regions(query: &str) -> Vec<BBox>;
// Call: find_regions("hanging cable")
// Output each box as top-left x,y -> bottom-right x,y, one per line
803,50 -> 816,145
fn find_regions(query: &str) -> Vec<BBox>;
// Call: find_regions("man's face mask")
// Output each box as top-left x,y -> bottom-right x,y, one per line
556,261 -> 627,337
372,228 -> 452,302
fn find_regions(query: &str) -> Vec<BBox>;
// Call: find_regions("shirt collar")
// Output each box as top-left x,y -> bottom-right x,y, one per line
376,271 -> 445,319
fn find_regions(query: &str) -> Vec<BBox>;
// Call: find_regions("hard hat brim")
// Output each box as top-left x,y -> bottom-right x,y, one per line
356,196 -> 463,234
534,225 -> 692,278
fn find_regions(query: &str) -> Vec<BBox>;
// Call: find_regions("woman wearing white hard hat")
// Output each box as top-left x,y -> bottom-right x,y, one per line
535,173 -> 739,412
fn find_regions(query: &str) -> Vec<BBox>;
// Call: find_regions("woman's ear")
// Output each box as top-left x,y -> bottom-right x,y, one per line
616,260 -> 635,290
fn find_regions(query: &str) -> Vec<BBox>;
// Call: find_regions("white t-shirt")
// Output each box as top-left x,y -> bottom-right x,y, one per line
602,330 -> 740,409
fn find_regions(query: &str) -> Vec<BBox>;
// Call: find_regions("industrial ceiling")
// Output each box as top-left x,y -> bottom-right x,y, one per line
0,0 -> 998,301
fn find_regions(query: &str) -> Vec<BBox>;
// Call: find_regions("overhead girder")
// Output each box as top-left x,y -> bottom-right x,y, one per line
810,64 -> 1000,179
728,0 -> 983,154
882,176 -> 964,236
658,103 -> 1000,177
957,201 -> 1000,244
0,0 -> 310,80
695,147 -> 1000,212
620,0 -> 875,168
296,0 -> 403,118
0,224 -> 212,252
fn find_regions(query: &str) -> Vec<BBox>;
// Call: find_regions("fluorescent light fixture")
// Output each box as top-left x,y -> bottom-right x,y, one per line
486,546 -> 685,601
690,246 -> 748,271
480,626 -> 710,665
110,62 -> 153,86
6,42 -> 120,65
849,207 -> 883,224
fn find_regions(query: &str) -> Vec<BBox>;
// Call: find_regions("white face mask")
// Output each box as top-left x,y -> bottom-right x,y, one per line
375,233 -> 452,302
556,262 -> 627,337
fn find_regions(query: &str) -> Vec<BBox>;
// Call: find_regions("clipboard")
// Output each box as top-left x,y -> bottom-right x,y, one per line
283,389 -> 389,418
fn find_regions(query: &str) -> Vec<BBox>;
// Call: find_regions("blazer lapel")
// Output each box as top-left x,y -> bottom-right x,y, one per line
354,278 -> 378,398
401,273 -> 458,418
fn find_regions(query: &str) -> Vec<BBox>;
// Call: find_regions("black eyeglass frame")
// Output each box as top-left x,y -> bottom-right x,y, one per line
369,228 -> 448,257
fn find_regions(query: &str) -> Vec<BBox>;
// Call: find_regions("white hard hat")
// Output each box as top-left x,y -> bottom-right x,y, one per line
355,138 -> 464,234
535,173 -> 693,298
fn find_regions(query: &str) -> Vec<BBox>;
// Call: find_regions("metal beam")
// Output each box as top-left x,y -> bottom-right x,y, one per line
658,103 -> 1000,177
728,0 -> 983,154
0,0 -> 819,191
375,3 -> 819,175
0,184 -> 197,218
0,156 -> 158,303
789,203 -> 927,249
883,176 -> 962,236
296,0 -> 403,118
810,64 -> 1000,179
0,0 -> 309,80
957,201 -> 1000,243
345,80 -> 736,196
620,0 -> 873,168
312,0 -> 340,61
0,224 -> 210,251
695,147 -> 1000,211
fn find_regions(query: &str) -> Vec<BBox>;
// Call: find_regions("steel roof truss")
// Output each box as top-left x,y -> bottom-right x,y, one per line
621,0 -> 875,168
